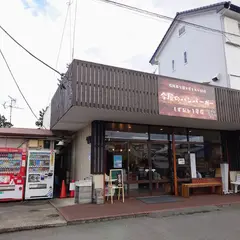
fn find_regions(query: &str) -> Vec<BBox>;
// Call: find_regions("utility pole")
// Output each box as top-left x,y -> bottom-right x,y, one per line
2,96 -> 23,124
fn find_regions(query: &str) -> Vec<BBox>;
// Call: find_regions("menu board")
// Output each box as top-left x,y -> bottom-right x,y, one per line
110,169 -> 123,187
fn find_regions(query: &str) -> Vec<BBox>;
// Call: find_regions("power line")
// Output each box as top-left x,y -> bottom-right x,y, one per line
72,0 -> 78,61
0,25 -> 63,76
0,48 -> 41,124
45,2 -> 72,107
94,0 -> 240,39
55,2 -> 71,70
68,1 -> 73,61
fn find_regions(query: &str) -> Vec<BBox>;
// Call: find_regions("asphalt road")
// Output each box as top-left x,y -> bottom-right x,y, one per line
1,206 -> 240,240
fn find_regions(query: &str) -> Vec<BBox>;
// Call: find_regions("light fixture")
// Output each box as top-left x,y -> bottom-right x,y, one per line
56,140 -> 64,146
212,73 -> 220,82
128,149 -> 131,152
120,149 -> 123,152
112,148 -> 115,151
160,128 -> 163,131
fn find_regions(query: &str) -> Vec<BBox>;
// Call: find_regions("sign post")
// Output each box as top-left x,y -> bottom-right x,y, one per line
109,169 -> 124,204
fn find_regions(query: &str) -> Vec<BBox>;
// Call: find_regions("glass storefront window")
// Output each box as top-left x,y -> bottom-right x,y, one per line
171,128 -> 188,142
175,143 -> 190,178
105,123 -> 148,140
104,122 -> 224,197
149,126 -> 170,141
105,142 -> 128,174
128,143 -> 150,196
188,129 -> 221,143
189,143 -> 222,178
105,142 -> 128,196
151,143 -> 171,180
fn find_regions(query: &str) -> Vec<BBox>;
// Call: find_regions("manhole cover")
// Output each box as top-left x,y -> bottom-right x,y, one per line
47,214 -> 59,218
29,209 -> 40,212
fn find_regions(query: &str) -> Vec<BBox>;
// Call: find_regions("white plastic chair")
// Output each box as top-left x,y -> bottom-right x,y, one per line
231,174 -> 240,193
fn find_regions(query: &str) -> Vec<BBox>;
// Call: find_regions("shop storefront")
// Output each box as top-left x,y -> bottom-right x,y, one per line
104,122 -> 222,197
91,122 -> 223,197
50,59 -> 240,200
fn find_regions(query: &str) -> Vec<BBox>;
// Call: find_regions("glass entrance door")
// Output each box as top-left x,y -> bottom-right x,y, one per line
128,142 -> 151,197
150,142 -> 172,195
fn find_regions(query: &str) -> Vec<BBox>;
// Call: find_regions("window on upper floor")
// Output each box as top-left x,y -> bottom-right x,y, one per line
172,60 -> 175,71
184,51 -> 188,64
179,26 -> 186,36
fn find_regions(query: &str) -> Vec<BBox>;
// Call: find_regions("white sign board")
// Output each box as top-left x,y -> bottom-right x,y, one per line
178,158 -> 185,165
190,153 -> 197,178
69,182 -> 75,191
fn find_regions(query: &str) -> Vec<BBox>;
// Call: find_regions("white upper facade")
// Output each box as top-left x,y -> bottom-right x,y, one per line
42,105 -> 51,129
150,2 -> 240,89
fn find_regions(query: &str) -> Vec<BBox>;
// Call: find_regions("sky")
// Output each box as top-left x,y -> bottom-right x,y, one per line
0,0 -> 240,128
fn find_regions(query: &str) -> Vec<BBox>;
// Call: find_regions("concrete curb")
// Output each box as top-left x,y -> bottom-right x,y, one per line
0,222 -> 67,234
67,201 -> 240,225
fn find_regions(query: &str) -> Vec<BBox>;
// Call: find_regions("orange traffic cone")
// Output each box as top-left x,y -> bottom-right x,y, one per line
60,180 -> 67,198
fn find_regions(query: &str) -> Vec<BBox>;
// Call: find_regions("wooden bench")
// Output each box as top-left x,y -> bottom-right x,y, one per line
182,178 -> 222,198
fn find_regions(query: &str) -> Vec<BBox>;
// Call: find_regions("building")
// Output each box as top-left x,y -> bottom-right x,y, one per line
0,127 -> 73,199
43,106 -> 51,129
0,128 -> 55,149
50,59 -> 240,198
150,2 -> 240,90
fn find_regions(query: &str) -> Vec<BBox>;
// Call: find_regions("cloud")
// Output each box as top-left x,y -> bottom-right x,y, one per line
2,0 -> 240,128
21,0 -> 59,19
122,54 -> 156,73
0,0 -> 170,128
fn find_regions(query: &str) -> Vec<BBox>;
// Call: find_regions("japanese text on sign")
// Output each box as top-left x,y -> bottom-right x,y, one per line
158,79 -> 217,120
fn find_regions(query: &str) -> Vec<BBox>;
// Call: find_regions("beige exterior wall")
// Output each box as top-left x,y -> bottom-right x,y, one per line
71,139 -> 76,180
73,125 -> 91,181
0,137 -> 54,152
72,125 -> 104,190
0,138 -> 27,149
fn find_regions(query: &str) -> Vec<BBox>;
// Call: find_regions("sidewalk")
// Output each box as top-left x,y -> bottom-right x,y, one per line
1,195 -> 240,234
0,200 -> 67,233
56,194 -> 240,224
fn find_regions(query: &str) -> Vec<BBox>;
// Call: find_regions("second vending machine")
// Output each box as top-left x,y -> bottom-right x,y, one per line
25,150 -> 55,199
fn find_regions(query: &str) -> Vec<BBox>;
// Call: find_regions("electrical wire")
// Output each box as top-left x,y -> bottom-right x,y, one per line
0,25 -> 63,76
45,1 -> 72,108
72,0 -> 78,61
94,0 -> 240,39
0,48 -> 46,128
55,2 -> 71,70
69,1 -> 73,61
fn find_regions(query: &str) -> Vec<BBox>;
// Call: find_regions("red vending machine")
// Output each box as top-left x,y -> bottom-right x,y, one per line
0,148 -> 26,201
